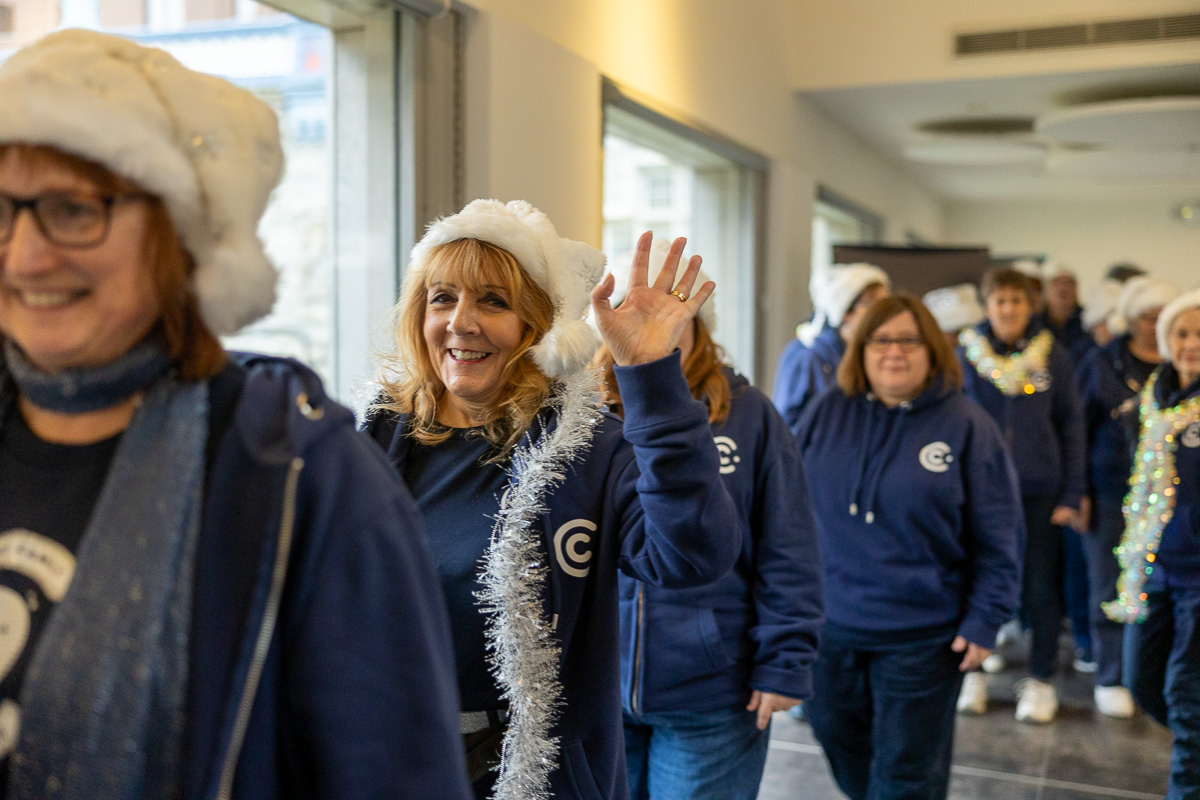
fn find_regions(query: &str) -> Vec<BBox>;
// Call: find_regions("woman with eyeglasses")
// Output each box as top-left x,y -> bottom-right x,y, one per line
958,267 -> 1086,724
0,30 -> 469,799
795,294 -> 1022,800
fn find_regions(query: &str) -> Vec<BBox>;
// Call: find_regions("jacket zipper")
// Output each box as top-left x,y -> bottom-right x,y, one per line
630,584 -> 644,715
214,456 -> 305,800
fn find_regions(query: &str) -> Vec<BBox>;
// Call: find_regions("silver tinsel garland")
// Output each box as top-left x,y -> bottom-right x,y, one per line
477,368 -> 604,800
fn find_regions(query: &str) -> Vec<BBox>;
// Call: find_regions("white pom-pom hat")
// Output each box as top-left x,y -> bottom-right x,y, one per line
1041,260 -> 1075,282
797,262 -> 890,345
1108,276 -> 1180,336
408,199 -> 606,379
1156,288 -> 1200,362
923,284 -> 985,333
1082,279 -> 1123,331
0,29 -> 284,336
604,237 -> 717,333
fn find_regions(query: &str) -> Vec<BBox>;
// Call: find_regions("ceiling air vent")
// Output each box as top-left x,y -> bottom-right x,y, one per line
956,13 -> 1200,56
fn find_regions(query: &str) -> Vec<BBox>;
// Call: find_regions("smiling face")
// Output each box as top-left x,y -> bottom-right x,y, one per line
423,278 -> 527,425
986,285 -> 1033,345
0,148 -> 158,373
1168,308 -> 1200,388
863,310 -> 931,406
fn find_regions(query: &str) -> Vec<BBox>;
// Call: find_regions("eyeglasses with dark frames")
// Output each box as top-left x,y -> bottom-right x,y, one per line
864,335 -> 926,353
0,191 -> 150,248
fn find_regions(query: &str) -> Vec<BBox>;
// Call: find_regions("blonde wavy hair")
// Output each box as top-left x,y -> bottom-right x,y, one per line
593,318 -> 731,426
376,238 -> 556,459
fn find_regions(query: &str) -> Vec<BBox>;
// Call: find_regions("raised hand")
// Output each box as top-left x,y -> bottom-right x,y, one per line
590,231 -> 716,366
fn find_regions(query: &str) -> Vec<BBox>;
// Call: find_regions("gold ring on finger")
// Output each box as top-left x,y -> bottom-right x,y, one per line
669,290 -> 688,302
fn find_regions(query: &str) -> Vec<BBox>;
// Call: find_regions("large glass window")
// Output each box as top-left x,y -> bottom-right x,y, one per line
602,87 -> 766,379
811,186 -> 882,274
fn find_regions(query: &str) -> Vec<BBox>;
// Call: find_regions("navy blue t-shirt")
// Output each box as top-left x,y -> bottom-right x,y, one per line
404,428 -> 508,711
0,408 -> 121,790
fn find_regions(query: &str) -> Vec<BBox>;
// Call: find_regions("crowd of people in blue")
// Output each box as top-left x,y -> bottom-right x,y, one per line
0,27 -> 1196,800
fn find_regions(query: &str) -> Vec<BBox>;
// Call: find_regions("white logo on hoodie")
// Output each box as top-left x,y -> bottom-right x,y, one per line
1183,422 -> 1200,449
713,436 -> 741,474
919,442 -> 954,473
553,519 -> 596,578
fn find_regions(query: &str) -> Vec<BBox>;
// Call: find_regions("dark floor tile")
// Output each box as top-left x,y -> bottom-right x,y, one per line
946,770 -> 1040,800
757,745 -> 840,800
1042,712 -> 1171,793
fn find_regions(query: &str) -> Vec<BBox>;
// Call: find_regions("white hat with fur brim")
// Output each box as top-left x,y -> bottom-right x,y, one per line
408,199 -> 606,379
0,29 -> 285,336
1157,288 -> 1200,362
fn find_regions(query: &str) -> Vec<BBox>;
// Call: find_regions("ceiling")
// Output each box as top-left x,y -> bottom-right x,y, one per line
802,61 -> 1200,204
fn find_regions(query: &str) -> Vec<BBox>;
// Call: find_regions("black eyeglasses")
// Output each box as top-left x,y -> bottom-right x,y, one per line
865,336 -> 925,353
0,191 -> 149,248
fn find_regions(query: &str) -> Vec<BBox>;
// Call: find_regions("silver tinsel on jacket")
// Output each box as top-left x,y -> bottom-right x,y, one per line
477,368 -> 604,800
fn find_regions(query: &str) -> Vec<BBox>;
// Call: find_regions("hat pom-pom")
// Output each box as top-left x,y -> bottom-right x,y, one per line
531,318 -> 601,379
194,240 -> 278,336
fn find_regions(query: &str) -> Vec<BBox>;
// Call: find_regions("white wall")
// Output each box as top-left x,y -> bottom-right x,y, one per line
947,199 -> 1200,291
459,0 -> 947,385
787,0 -> 1200,90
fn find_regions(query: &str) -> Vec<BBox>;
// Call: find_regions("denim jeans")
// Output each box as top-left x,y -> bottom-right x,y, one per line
623,706 -> 770,800
1023,496 -> 1065,680
1125,586 -> 1200,799
805,635 -> 963,800
1063,527 -> 1093,655
1084,494 -> 1128,687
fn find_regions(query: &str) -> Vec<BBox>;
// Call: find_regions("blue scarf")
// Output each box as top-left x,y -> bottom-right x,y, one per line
3,340 -> 206,800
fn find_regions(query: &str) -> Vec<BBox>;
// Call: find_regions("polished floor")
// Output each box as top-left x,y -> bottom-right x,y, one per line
760,644 -> 1173,800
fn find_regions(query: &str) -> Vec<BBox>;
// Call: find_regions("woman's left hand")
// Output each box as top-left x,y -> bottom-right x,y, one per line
951,635 -> 992,672
1050,506 -> 1076,527
591,231 -> 716,366
746,690 -> 801,730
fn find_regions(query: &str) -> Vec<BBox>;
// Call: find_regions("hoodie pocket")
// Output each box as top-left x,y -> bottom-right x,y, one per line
562,739 -> 604,800
696,607 -> 735,670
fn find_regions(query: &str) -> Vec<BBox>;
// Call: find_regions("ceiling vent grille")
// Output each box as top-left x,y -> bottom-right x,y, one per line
956,13 -> 1200,56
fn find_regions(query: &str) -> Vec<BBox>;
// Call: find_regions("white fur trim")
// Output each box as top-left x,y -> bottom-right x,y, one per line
605,237 -> 717,332
1113,277 -> 1181,337
812,262 -> 891,327
0,29 -> 284,335
923,284 -> 984,333
1041,260 -> 1075,282
1011,260 -> 1043,281
409,200 -> 606,378
1082,280 -> 1123,331
1157,288 -> 1200,362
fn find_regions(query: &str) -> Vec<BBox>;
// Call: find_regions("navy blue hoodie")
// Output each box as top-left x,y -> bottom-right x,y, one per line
795,381 -> 1023,648
772,325 -> 843,430
619,369 -> 823,714
959,322 -> 1086,508
366,353 -> 740,800
1141,365 -> 1200,589
1076,336 -> 1153,501
168,355 -> 467,800
1039,306 -> 1096,365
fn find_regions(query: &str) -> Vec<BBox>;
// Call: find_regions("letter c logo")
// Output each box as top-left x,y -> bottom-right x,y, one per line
553,519 -> 597,578
919,442 -> 954,473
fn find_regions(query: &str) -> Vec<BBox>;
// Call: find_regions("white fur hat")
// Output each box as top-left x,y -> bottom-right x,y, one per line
1082,279 -> 1123,331
797,262 -> 890,346
1041,260 -> 1075,282
1156,288 -> 1200,362
0,29 -> 284,335
1108,276 -> 1180,336
1011,260 -> 1044,283
605,237 -> 717,333
923,284 -> 984,333
408,199 -> 606,378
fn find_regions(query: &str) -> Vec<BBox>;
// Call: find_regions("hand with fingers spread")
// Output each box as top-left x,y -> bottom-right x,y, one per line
591,231 -> 715,366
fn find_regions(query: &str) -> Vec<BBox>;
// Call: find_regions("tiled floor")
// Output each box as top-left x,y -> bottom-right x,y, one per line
760,645 -> 1173,800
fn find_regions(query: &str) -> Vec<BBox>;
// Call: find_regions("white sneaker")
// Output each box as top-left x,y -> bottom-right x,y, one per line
981,653 -> 1007,674
957,672 -> 988,715
1094,685 -> 1136,719
1015,678 -> 1058,724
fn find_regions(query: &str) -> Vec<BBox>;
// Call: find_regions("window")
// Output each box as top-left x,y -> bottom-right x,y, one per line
603,82 -> 767,378
811,186 -> 882,274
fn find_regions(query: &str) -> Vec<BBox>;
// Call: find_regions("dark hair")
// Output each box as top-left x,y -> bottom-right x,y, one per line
0,144 -> 226,381
981,268 -> 1036,305
837,293 -> 962,397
